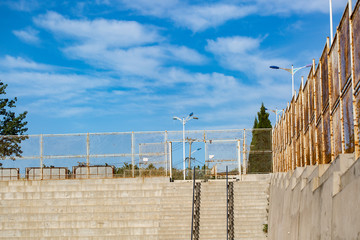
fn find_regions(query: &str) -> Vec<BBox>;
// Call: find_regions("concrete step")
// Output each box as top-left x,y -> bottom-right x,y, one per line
0,227 -> 159,237
1,219 -> 160,230
1,211 -> 189,222
0,189 -> 192,200
0,197 -> 195,207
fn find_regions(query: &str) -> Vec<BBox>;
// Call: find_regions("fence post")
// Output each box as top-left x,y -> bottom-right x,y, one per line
87,133 -> 90,178
242,129 -> 246,174
131,132 -> 135,178
165,131 -> 168,177
349,1 -> 360,160
40,134 -> 43,180
237,139 -> 241,177
226,166 -> 228,240
169,142 -> 172,180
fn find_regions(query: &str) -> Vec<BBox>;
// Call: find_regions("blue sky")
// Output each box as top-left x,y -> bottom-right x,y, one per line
0,0 -> 349,134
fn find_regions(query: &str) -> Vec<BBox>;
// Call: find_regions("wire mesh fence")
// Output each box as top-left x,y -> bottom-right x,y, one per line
0,129 -> 273,180
273,1 -> 360,172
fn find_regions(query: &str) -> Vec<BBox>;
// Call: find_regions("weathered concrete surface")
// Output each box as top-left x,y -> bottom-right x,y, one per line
0,175 -> 270,239
268,154 -> 360,240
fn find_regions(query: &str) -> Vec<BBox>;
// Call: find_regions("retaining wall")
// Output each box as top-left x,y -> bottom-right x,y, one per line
268,154 -> 360,240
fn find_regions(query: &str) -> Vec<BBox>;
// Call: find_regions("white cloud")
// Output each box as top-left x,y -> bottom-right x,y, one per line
13,28 -> 40,44
34,11 -> 162,48
119,0 -> 255,32
254,0 -> 346,15
109,0 -> 347,32
33,12 -> 206,79
0,55 -> 51,71
2,0 -> 40,12
170,4 -> 256,32
206,36 -> 291,81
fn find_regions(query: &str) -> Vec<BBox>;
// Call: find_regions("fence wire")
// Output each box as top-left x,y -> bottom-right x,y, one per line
0,129 -> 272,180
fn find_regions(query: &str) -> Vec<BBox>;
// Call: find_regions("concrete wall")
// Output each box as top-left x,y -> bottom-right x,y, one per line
268,154 -> 360,240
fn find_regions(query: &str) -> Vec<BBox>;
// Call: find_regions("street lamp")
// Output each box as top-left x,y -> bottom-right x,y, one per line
186,147 -> 202,169
329,0 -> 334,44
265,108 -> 283,124
269,64 -> 312,97
173,112 -> 199,180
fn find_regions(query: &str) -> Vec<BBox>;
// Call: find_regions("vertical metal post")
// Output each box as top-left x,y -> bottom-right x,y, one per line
205,141 -> 208,175
86,133 -> 90,178
292,65 -> 295,97
237,139 -> 241,177
349,0 -> 360,159
40,134 -> 43,180
169,142 -> 173,180
321,40 -> 328,164
226,166 -> 229,240
183,120 -> 186,180
191,166 -> 196,240
189,140 -> 192,170
131,132 -> 135,178
337,28 -> 346,154
242,129 -> 247,174
165,131 -> 168,177
329,0 -> 334,44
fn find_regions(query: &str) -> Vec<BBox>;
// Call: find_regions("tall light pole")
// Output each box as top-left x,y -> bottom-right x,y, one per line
173,112 -> 198,180
269,64 -> 312,97
265,108 -> 283,124
329,0 -> 334,44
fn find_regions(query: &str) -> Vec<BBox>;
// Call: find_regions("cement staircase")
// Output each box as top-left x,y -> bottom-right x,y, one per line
0,177 -> 269,239
233,180 -> 269,240
0,177 -> 193,240
198,179 -> 269,240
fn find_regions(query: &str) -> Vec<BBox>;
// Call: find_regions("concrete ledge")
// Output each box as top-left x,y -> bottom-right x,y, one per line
269,154 -> 360,240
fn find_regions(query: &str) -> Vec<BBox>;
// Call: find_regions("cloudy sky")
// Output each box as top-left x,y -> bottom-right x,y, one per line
0,0 -> 350,134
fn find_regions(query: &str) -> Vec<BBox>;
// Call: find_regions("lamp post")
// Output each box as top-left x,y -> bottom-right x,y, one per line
329,0 -> 334,44
269,64 -> 312,97
265,108 -> 283,123
173,112 -> 198,180
186,147 -> 202,170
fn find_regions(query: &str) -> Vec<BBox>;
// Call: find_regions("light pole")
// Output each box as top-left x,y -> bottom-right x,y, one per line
329,0 -> 334,44
265,108 -> 283,123
269,64 -> 312,97
173,112 -> 198,180
186,147 -> 202,170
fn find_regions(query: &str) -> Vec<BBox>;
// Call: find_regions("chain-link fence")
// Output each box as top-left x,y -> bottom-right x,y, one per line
0,129 -> 272,180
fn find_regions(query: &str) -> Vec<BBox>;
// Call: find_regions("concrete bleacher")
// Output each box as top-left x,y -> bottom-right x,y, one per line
0,176 -> 270,239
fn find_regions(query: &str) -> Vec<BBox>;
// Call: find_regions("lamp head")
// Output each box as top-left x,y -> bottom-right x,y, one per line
193,117 -> 198,120
189,112 -> 194,117
269,66 -> 280,69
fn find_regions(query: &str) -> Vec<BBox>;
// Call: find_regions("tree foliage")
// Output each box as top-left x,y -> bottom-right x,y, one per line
248,103 -> 272,173
0,81 -> 28,160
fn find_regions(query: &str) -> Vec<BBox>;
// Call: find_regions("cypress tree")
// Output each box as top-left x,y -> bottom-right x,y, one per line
248,103 -> 272,173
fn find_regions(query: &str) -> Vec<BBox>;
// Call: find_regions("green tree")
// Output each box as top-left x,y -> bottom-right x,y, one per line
248,103 -> 272,173
0,81 -> 28,160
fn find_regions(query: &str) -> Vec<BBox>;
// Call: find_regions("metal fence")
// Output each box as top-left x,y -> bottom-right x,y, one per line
0,129 -> 272,180
273,1 -> 360,172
